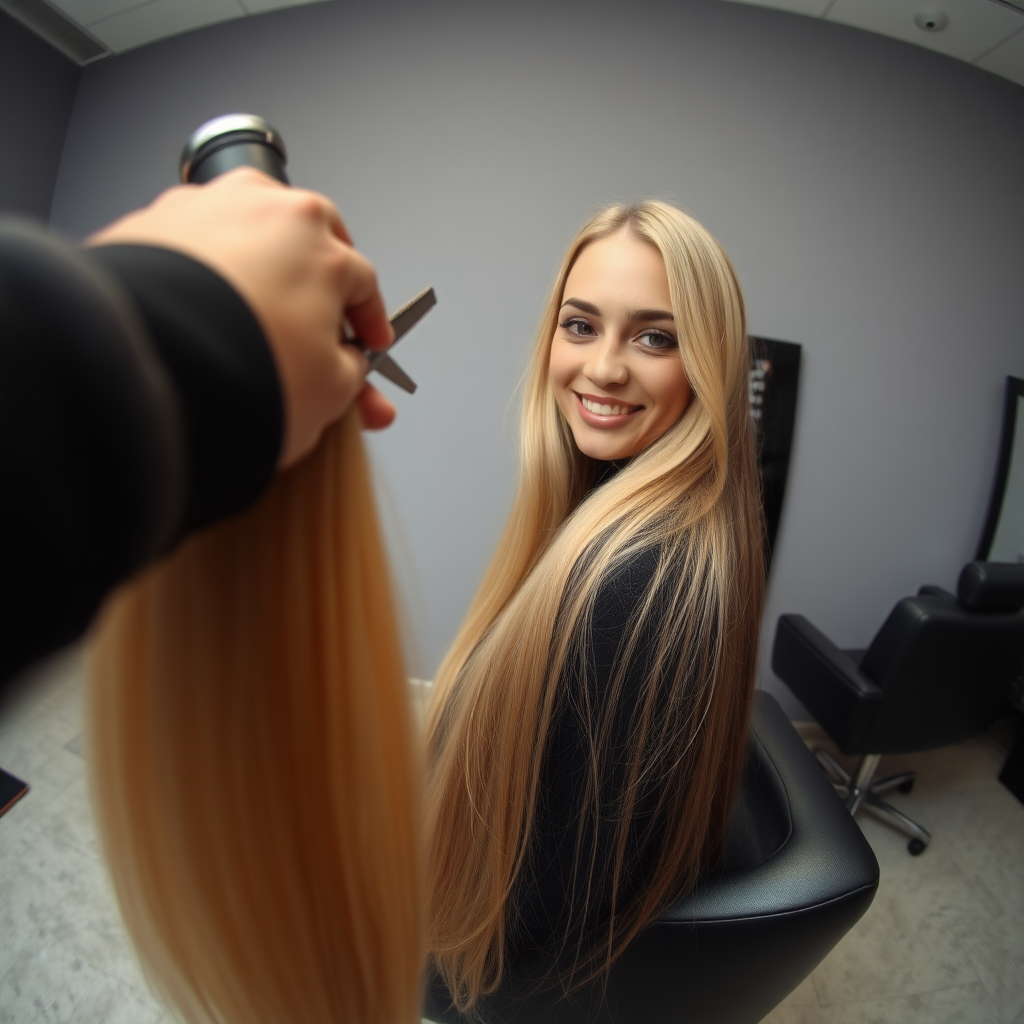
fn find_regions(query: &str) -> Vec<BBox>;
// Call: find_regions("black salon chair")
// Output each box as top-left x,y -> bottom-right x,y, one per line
424,691 -> 879,1024
772,561 -> 1024,856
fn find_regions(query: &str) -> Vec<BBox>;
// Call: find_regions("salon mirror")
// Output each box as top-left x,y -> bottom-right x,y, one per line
978,376 -> 1024,564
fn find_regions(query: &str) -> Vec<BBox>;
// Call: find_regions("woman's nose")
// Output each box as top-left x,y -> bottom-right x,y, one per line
585,338 -> 628,387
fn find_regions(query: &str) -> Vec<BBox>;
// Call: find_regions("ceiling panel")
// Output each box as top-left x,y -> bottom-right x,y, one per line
826,0 -> 1024,62
55,0 -> 149,25
976,23 -> 1024,82
717,0 -> 1024,87
719,0 -> 833,16
35,0 -> 333,56
241,0 -> 326,13
85,0 -> 245,52
22,0 -> 1024,82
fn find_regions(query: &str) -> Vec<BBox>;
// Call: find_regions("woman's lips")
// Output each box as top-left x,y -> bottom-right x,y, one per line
575,392 -> 642,427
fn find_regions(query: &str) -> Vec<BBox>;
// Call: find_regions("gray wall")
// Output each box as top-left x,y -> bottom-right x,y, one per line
0,10 -> 80,221
50,0 -> 1024,709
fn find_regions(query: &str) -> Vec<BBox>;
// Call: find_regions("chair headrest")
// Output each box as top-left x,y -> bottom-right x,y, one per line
957,561 -> 1024,613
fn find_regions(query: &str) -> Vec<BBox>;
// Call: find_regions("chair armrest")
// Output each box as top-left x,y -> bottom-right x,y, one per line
771,615 -> 883,753
917,584 -> 954,599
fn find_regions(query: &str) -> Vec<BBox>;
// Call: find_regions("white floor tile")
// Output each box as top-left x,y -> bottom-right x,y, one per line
0,944 -> 162,1024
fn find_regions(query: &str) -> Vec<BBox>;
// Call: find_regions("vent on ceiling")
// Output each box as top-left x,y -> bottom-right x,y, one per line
0,0 -> 109,64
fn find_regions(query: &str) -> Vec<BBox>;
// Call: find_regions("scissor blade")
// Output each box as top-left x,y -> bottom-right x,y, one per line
358,286 -> 435,394
371,352 -> 418,394
387,286 -> 437,346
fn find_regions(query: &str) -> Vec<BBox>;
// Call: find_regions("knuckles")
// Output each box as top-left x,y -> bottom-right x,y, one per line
290,189 -> 331,223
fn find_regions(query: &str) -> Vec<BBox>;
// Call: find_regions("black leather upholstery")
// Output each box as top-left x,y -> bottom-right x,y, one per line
957,561 -> 1024,613
423,692 -> 879,1024
771,562 -> 1024,856
773,562 -> 1024,756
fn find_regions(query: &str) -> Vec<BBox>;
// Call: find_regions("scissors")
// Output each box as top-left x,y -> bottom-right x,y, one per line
354,286 -> 436,394
179,114 -> 434,393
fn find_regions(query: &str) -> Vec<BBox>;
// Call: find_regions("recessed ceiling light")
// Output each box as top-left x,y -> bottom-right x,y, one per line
913,9 -> 949,31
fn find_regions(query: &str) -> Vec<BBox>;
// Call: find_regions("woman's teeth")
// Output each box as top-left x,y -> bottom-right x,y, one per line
581,396 -> 636,416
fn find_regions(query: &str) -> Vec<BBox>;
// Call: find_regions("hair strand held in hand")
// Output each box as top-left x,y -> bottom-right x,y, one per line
88,410 -> 423,1024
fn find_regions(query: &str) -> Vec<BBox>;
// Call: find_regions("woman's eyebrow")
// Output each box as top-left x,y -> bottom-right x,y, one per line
560,299 -> 674,324
560,298 -> 600,316
629,308 -> 675,324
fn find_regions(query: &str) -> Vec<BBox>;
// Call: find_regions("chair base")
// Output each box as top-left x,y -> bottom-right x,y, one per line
814,750 -> 931,856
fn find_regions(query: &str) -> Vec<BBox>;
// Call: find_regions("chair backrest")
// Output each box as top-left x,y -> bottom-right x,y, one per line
957,561 -> 1024,613
858,562 -> 1024,754
423,692 -> 879,1024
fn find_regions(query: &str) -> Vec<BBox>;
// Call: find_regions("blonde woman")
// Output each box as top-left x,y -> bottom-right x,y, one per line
425,201 -> 766,1012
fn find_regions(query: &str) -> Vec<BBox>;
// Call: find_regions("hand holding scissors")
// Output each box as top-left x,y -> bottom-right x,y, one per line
177,114 -> 436,455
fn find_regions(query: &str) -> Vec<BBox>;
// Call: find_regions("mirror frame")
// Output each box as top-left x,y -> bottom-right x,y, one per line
977,375 -> 1024,561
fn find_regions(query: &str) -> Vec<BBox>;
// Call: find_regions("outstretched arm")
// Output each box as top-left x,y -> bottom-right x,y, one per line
1,170 -> 394,684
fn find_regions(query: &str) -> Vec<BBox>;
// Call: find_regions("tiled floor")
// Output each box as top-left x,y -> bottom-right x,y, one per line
1,650 -> 1022,1023
0,647 -> 167,1024
763,720 -> 1024,1024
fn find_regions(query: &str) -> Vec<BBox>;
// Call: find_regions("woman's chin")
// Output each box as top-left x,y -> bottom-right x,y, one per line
572,433 -> 640,462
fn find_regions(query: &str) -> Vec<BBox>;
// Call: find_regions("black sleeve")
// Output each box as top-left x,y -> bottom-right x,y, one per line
512,546 -> 669,960
0,220 -> 282,685
85,244 -> 282,540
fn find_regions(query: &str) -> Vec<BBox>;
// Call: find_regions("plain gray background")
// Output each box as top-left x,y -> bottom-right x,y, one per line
6,0 -> 1024,713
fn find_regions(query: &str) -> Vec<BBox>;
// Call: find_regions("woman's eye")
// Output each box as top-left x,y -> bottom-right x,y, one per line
560,318 -> 597,338
637,330 -> 677,351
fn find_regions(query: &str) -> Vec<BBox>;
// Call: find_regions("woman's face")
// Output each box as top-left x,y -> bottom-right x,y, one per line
548,229 -> 692,462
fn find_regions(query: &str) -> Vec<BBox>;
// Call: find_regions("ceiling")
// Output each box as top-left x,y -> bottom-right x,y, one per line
721,0 -> 1024,85
2,0 -> 1023,87
0,0 -> 330,62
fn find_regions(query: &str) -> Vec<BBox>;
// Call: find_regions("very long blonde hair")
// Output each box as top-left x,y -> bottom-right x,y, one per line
88,411 -> 423,1024
425,201 -> 765,1010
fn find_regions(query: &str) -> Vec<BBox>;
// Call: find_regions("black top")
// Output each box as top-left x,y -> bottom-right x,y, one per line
0,220 -> 282,685
511,543 -> 685,963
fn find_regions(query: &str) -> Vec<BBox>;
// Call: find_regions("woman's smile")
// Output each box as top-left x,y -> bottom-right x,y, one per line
548,229 -> 692,462
576,392 -> 643,422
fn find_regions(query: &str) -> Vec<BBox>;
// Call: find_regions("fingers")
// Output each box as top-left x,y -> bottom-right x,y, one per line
313,192 -> 353,247
346,289 -> 394,352
335,335 -> 368,380
288,189 -> 392,352
356,382 -> 397,431
315,236 -> 391,352
335,340 -> 370,405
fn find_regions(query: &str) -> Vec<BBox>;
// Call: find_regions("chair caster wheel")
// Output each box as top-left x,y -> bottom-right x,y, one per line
898,779 -> 914,794
908,839 -> 927,856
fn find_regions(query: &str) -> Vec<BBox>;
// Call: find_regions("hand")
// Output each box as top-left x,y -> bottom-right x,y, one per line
88,168 -> 396,466
356,381 -> 396,431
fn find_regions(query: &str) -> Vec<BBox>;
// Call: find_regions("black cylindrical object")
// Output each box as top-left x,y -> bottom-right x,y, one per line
180,114 -> 289,185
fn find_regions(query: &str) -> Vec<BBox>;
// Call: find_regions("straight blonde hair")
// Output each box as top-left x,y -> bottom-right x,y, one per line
88,410 -> 423,1024
425,201 -> 765,1010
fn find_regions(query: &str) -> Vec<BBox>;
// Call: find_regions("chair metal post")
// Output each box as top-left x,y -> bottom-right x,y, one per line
847,753 -> 881,815
810,748 -> 931,854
